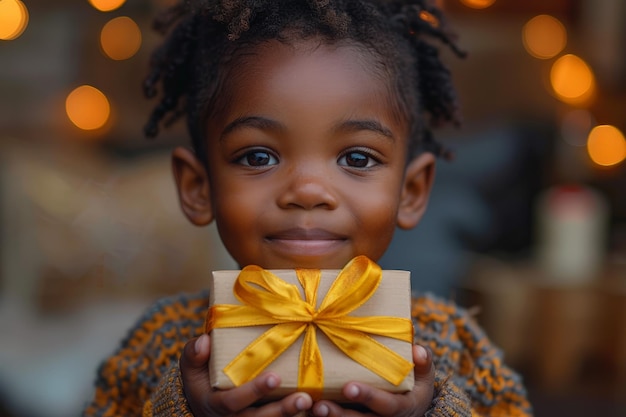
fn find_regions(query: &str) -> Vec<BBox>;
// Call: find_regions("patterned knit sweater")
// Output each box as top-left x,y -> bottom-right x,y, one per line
82,291 -> 532,416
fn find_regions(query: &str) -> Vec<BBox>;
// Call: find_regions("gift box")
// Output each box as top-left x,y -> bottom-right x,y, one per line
207,256 -> 414,401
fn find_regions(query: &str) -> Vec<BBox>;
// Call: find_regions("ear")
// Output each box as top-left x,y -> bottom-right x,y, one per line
396,152 -> 436,230
172,146 -> 214,226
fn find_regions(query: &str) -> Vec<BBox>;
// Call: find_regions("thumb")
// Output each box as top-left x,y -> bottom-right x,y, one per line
408,345 -> 435,417
413,344 -> 434,383
413,344 -> 435,392
180,334 -> 213,412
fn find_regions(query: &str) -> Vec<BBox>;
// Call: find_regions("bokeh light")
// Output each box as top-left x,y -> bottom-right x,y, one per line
459,0 -> 496,9
0,0 -> 29,41
550,54 -> 595,105
66,85 -> 111,131
419,11 -> 439,28
88,0 -> 126,12
100,16 -> 142,60
587,125 -> 626,167
523,15 -> 567,59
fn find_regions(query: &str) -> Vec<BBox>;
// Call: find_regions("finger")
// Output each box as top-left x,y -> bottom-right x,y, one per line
413,345 -> 434,383
409,344 -> 435,416
311,400 -> 367,417
179,334 -> 213,415
341,382 -> 406,417
210,372 -> 282,414
330,345 -> 435,417
239,392 -> 313,417
412,345 -> 435,392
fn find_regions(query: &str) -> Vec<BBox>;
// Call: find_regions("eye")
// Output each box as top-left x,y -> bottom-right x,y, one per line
236,149 -> 278,167
338,150 -> 380,169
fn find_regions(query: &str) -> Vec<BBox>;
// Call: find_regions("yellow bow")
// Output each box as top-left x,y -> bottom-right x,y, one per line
206,256 -> 414,399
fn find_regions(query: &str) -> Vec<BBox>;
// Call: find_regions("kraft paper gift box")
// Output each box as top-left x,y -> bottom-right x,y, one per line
207,256 -> 415,401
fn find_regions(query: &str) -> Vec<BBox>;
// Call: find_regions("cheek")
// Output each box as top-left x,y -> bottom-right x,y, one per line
350,190 -> 400,247
364,205 -> 398,235
212,198 -> 259,267
213,191 -> 257,230
210,178 -> 274,240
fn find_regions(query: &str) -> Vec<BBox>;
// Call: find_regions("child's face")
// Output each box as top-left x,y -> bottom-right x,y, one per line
174,39 -> 435,269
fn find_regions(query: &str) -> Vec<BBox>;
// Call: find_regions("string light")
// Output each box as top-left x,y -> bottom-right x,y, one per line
523,15 -> 567,59
587,125 -> 626,167
66,85 -> 111,131
459,0 -> 496,9
419,11 -> 439,28
100,16 -> 142,60
550,54 -> 596,106
0,0 -> 29,41
88,0 -> 126,12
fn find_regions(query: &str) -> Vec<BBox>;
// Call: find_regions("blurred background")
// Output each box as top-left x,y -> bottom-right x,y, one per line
0,0 -> 625,416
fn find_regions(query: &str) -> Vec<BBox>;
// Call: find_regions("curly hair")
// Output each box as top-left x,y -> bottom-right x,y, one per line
144,0 -> 465,161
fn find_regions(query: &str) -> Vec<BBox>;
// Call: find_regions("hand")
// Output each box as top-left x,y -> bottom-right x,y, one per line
310,345 -> 435,417
180,334 -> 313,416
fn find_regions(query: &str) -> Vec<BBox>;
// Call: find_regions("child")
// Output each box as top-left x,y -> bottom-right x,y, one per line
84,1 -> 532,416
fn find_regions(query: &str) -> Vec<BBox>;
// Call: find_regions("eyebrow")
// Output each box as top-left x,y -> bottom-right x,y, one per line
220,116 -> 285,142
219,116 -> 395,142
335,119 -> 395,141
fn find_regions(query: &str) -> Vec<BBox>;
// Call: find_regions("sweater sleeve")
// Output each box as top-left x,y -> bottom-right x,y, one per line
426,371 -> 472,416
413,296 -> 533,417
82,293 -> 208,417
142,362 -> 194,417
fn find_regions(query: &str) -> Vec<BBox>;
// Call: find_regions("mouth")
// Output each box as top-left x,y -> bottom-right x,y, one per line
266,228 -> 347,256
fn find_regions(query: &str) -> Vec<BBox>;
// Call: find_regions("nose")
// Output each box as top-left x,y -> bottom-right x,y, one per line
277,168 -> 338,210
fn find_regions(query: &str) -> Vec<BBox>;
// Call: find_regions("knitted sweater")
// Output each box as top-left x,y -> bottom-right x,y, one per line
82,291 -> 532,416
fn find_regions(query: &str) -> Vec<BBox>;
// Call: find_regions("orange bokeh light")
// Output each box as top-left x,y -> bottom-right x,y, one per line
550,54 -> 595,105
587,125 -> 626,167
0,0 -> 29,41
66,85 -> 111,131
523,15 -> 567,59
460,0 -> 496,9
419,11 -> 439,27
100,16 -> 142,60
88,0 -> 126,12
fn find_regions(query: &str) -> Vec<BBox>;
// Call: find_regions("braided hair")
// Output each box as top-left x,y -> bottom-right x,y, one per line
144,0 -> 465,161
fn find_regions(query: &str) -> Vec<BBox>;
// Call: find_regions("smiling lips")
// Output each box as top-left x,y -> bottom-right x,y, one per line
266,228 -> 347,255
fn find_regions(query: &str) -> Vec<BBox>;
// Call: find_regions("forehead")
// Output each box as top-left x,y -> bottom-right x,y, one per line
213,38 -> 402,123
234,39 -> 385,82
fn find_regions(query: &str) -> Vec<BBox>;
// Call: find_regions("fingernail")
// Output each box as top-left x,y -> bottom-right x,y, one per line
266,374 -> 279,389
345,384 -> 359,399
416,345 -> 428,363
194,334 -> 207,355
316,404 -> 329,417
295,395 -> 309,411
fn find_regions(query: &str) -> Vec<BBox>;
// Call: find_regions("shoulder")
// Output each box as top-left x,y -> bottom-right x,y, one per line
89,290 -> 211,406
118,290 -> 210,349
411,292 -> 481,333
133,290 -> 210,329
412,294 -> 532,415
411,293 -> 494,370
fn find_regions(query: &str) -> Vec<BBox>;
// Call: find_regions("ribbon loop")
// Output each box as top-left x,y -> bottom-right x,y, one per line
207,256 -> 414,398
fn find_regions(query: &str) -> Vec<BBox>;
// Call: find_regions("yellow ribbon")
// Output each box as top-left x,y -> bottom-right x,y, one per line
206,256 -> 414,399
